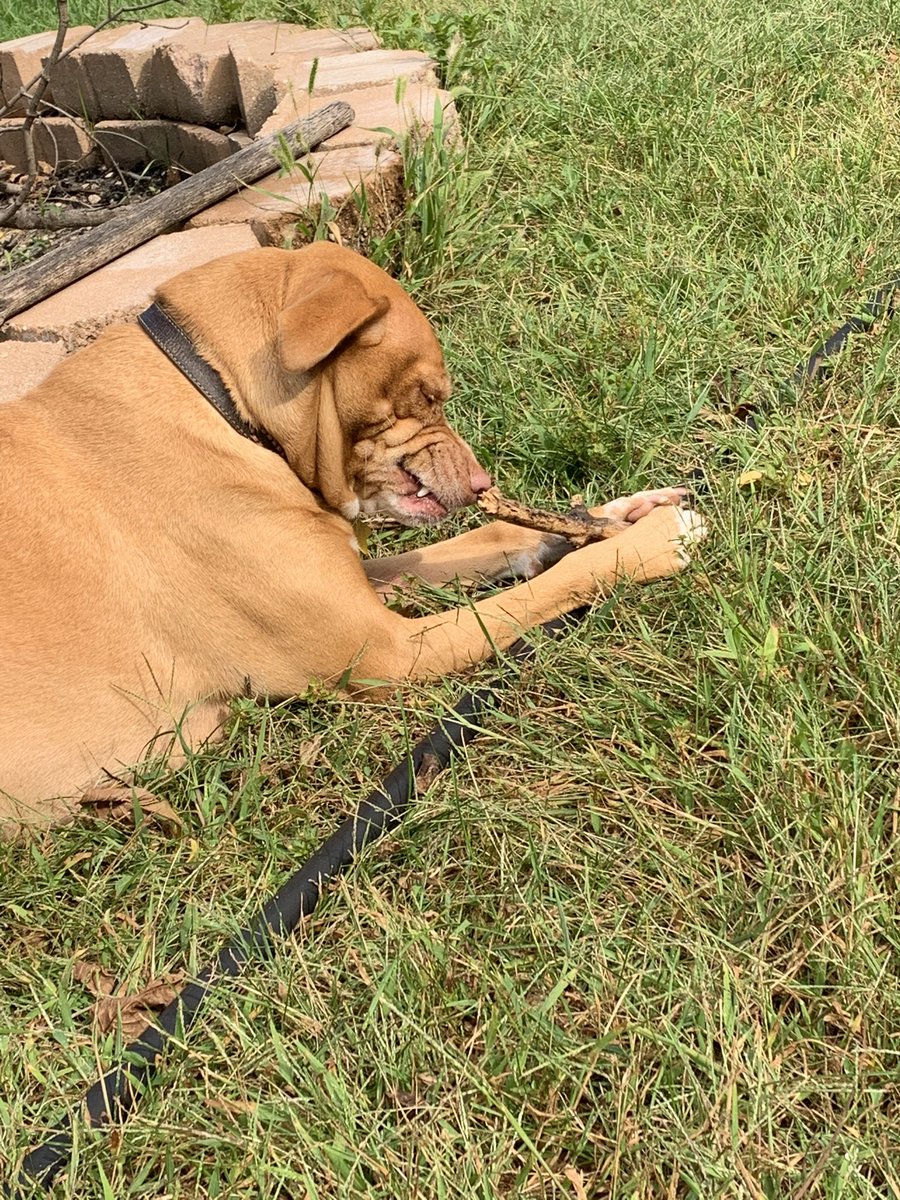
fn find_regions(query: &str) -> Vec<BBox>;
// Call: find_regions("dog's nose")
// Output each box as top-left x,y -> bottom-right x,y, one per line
470,465 -> 492,495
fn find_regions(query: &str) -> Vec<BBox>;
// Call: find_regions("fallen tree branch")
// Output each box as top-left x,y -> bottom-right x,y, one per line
0,101 -> 354,322
476,487 -> 629,544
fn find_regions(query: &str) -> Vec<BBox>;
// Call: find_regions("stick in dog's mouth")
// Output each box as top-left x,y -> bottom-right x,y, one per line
475,486 -> 630,546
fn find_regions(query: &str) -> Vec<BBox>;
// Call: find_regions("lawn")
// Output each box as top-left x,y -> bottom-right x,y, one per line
2,0 -> 900,1195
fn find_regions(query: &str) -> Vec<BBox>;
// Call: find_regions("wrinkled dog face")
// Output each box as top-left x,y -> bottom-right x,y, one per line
340,312 -> 491,527
269,243 -> 493,527
348,371 -> 491,526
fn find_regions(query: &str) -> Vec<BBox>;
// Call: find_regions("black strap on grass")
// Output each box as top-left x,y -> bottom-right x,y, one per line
687,273 -> 900,482
792,277 -> 900,384
9,272 -> 900,1195
8,617 -> 578,1195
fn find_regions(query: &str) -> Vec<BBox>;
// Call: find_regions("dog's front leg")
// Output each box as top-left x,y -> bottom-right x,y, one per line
362,520 -> 566,597
354,501 -> 705,685
363,486 -> 689,597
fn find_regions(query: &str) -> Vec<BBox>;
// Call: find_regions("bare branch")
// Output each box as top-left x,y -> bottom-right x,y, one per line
1,204 -> 114,229
0,0 -> 70,225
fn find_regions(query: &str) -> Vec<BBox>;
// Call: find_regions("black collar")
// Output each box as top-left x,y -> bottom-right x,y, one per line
137,303 -> 286,459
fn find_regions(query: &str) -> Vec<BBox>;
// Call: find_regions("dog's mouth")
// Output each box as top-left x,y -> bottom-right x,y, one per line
352,434 -> 487,527
391,466 -> 449,523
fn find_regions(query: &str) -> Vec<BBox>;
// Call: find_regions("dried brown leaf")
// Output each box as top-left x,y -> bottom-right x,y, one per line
79,784 -> 182,834
296,734 -> 323,769
72,959 -> 117,998
95,976 -> 183,1040
72,959 -> 183,1041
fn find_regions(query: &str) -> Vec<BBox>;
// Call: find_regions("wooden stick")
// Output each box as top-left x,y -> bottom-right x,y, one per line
0,101 -> 354,324
476,486 -> 629,545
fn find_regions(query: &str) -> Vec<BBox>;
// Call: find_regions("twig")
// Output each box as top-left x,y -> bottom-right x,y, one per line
1,204 -> 113,229
475,487 -> 629,545
0,0 -> 71,226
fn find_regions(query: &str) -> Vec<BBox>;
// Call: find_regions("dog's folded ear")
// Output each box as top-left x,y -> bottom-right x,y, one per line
278,270 -> 388,373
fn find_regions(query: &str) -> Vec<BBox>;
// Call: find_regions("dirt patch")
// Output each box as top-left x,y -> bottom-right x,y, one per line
1,157 -> 178,273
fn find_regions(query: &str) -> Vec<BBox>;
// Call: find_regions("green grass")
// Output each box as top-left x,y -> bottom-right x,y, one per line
3,0 -> 900,1195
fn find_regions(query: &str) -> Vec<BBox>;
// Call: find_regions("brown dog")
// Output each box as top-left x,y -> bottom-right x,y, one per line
0,243 -> 704,833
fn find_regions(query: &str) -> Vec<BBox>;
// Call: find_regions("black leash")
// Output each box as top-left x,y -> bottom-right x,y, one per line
792,276 -> 900,384
9,273 -> 898,1194
734,275 -> 900,434
138,303 -> 287,459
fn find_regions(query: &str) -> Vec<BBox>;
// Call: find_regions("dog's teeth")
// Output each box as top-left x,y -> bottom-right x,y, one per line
417,487 -> 430,498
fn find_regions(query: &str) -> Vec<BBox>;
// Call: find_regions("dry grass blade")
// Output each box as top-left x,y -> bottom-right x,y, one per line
563,1165 -> 589,1199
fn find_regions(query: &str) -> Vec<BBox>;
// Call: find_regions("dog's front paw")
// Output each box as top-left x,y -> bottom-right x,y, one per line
617,501 -> 707,578
594,486 -> 689,525
572,501 -> 707,590
669,504 -> 707,565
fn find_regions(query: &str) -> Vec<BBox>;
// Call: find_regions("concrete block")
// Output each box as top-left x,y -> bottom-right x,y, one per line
0,339 -> 66,404
5,224 -> 259,350
50,18 -> 204,121
227,129 -> 253,153
0,25 -> 93,116
150,21 -> 377,126
229,27 -> 379,137
231,56 -> 280,139
236,47 -> 436,136
94,120 -> 235,171
186,142 -> 403,247
0,116 -> 96,172
147,19 -> 259,126
225,21 -> 377,60
259,80 -> 458,150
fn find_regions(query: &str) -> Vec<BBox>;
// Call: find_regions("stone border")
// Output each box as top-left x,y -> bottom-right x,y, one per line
0,18 -> 456,399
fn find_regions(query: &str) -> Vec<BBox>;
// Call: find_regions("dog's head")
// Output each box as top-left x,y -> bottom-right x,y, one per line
158,243 -> 491,526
